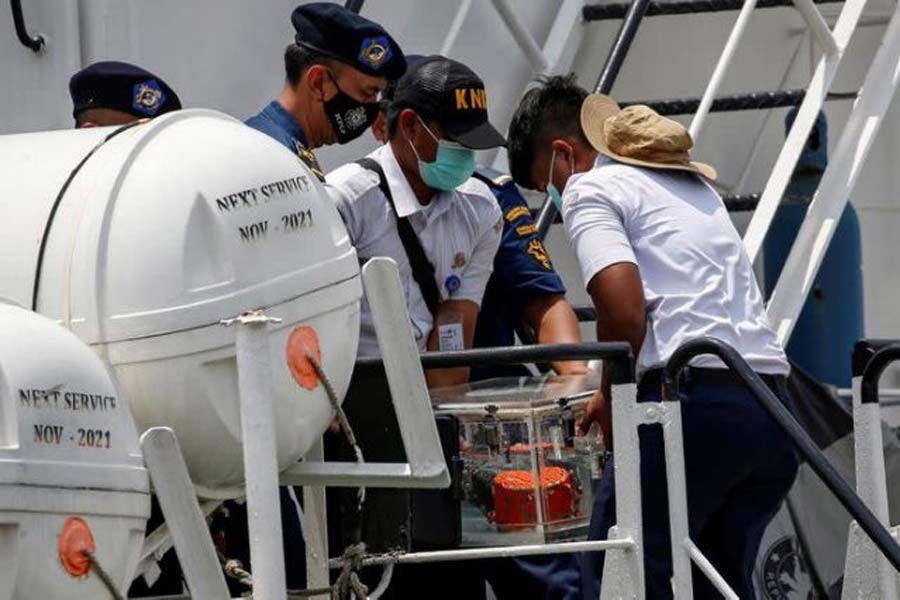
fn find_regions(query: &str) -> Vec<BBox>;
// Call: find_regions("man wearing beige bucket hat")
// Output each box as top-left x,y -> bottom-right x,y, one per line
507,75 -> 796,599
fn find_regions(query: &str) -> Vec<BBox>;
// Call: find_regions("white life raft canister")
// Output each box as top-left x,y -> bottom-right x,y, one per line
0,110 -> 362,497
0,303 -> 149,599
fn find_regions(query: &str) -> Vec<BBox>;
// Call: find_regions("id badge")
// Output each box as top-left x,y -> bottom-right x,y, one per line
437,312 -> 464,352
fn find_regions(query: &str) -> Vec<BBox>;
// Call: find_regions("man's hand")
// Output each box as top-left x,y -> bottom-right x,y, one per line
577,388 -> 612,449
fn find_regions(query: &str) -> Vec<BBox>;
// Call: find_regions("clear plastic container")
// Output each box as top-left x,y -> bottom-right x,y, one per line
431,373 -> 605,547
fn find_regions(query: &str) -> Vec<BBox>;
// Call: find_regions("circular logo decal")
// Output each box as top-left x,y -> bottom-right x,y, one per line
444,274 -> 461,296
759,535 -> 813,599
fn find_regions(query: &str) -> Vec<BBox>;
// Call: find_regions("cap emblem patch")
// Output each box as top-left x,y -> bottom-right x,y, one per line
455,88 -> 487,110
358,36 -> 392,69
132,79 -> 166,116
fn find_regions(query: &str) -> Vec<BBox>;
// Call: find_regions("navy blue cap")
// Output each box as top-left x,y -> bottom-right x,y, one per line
291,2 -> 406,80
69,61 -> 181,119
392,55 -> 506,150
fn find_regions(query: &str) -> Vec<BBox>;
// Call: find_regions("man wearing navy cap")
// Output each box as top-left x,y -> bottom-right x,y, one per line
247,2 -> 406,180
69,60 -> 181,128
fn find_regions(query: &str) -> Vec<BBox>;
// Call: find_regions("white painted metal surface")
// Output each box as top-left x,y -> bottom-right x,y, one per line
231,312 -> 288,600
140,428 -> 230,600
843,376 -> 899,600
0,110 -> 362,496
601,381 -> 645,599
0,302 -> 149,599
281,258 -> 449,490
489,0 -> 550,74
792,0 -> 840,56
689,0 -> 760,141
660,400 -> 694,599
742,0 -> 867,264
767,3 -> 900,345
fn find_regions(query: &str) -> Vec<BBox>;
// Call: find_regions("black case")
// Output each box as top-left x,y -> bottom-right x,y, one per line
325,368 -> 462,555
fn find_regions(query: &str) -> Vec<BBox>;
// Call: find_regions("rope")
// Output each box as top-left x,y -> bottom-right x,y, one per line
307,353 -> 366,511
331,543 -> 370,600
84,550 -> 126,600
220,554 -> 254,588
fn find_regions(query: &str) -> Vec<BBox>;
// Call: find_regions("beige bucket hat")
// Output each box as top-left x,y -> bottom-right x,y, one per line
580,94 -> 717,181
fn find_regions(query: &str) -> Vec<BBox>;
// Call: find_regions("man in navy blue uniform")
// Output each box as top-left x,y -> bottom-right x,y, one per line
470,166 -> 586,381
238,3 -> 405,593
246,2 -> 406,180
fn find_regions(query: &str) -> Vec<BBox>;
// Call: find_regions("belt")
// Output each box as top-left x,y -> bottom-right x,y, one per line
638,366 -> 785,396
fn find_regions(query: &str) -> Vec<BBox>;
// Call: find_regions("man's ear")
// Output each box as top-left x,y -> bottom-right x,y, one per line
550,138 -> 574,165
304,64 -> 330,100
398,108 -> 418,140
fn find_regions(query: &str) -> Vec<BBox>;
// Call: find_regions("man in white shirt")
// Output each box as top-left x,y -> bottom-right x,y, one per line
328,55 -> 504,386
506,76 -> 798,599
324,57 -> 504,595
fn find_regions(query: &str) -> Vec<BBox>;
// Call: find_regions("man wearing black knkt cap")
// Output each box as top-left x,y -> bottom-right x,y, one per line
246,2 -> 406,180
69,60 -> 181,128
325,56 -> 504,598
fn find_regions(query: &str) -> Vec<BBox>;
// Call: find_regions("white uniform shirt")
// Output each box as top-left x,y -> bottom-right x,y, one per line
563,155 -> 789,376
327,143 -> 502,357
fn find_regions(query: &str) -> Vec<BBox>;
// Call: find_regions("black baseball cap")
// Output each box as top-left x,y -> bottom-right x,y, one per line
391,55 -> 506,150
291,3 -> 406,80
69,61 -> 181,119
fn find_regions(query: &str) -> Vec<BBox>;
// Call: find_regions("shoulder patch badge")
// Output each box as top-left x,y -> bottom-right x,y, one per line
526,239 -> 552,270
516,224 -> 537,237
504,206 -> 530,223
132,79 -> 166,116
358,36 -> 393,70
294,140 -> 325,182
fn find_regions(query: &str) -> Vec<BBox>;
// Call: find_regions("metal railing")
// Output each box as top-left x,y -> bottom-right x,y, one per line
9,0 -> 43,52
664,337 -> 900,577
355,341 -> 632,372
845,339 -> 900,599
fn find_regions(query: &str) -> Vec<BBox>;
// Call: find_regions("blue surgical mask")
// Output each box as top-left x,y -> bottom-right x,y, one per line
546,149 -> 573,211
408,117 -> 476,191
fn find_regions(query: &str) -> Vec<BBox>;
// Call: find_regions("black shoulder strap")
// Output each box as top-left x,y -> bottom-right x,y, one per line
355,158 -> 441,315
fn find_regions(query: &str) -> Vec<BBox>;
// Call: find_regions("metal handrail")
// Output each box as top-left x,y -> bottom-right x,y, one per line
10,0 -> 43,52
355,341 -> 633,373
663,337 -> 900,573
860,342 -> 900,405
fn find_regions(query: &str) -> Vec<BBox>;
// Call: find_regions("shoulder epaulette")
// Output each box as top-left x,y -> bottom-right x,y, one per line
474,166 -> 514,188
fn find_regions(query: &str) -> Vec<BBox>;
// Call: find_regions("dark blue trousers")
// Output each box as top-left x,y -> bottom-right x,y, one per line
579,380 -> 798,599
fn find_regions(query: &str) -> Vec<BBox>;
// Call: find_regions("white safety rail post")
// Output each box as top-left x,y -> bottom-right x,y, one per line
140,427 -> 231,600
281,258 -> 450,490
600,368 -> 646,599
689,0 -> 759,141
489,0 -> 551,74
301,442 -> 330,592
843,343 -> 900,600
133,499 -> 220,587
766,3 -> 900,345
657,396 -> 739,599
227,310 -> 288,600
743,0 -> 867,264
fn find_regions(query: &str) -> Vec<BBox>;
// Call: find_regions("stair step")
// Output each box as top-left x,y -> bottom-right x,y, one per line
584,0 -> 842,21
624,90 -> 855,116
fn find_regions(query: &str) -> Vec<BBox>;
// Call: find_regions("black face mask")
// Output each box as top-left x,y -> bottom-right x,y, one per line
323,72 -> 380,144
